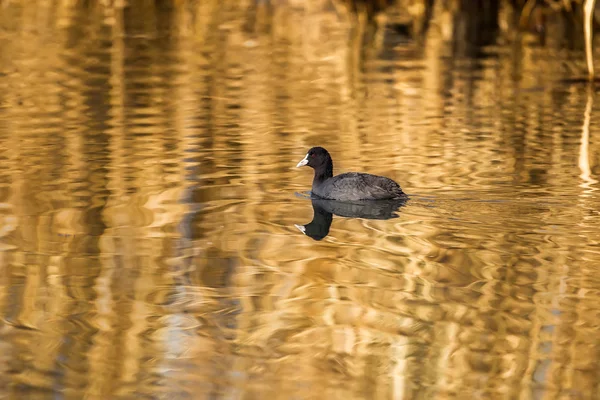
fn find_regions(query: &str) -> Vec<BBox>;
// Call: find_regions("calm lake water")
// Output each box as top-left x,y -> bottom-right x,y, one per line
0,1 -> 599,399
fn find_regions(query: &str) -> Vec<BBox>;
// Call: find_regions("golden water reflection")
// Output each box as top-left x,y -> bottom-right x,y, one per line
0,0 -> 600,399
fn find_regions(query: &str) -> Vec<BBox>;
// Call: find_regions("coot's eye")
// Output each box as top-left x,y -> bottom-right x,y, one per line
311,154 -> 315,158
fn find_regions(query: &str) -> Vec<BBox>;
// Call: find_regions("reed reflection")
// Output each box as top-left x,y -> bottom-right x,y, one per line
295,198 -> 407,240
1,0 -> 600,399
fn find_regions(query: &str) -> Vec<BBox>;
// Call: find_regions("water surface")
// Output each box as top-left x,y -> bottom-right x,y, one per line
0,1 -> 599,399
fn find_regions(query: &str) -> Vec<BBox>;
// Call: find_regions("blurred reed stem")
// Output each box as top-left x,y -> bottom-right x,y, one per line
584,0 -> 597,79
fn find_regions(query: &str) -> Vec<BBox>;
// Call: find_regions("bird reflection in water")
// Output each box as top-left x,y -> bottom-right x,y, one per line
295,198 -> 408,240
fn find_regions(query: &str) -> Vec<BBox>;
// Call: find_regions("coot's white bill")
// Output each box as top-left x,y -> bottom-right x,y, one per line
296,154 -> 309,167
294,224 -> 306,233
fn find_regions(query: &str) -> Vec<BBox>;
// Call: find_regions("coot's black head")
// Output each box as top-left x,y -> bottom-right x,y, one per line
296,147 -> 332,171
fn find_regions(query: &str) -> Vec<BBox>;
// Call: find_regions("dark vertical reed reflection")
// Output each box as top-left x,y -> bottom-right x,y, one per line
0,1 -> 600,399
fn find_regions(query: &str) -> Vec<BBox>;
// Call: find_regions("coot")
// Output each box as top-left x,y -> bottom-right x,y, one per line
296,147 -> 407,201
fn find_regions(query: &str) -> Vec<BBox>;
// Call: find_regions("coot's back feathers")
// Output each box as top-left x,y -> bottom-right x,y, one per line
296,147 -> 406,201
314,172 -> 405,201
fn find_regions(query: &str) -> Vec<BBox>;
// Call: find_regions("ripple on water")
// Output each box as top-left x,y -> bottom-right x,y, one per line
1,1 -> 600,399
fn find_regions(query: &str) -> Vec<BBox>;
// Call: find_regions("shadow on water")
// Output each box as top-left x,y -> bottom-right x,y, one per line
295,197 -> 408,240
